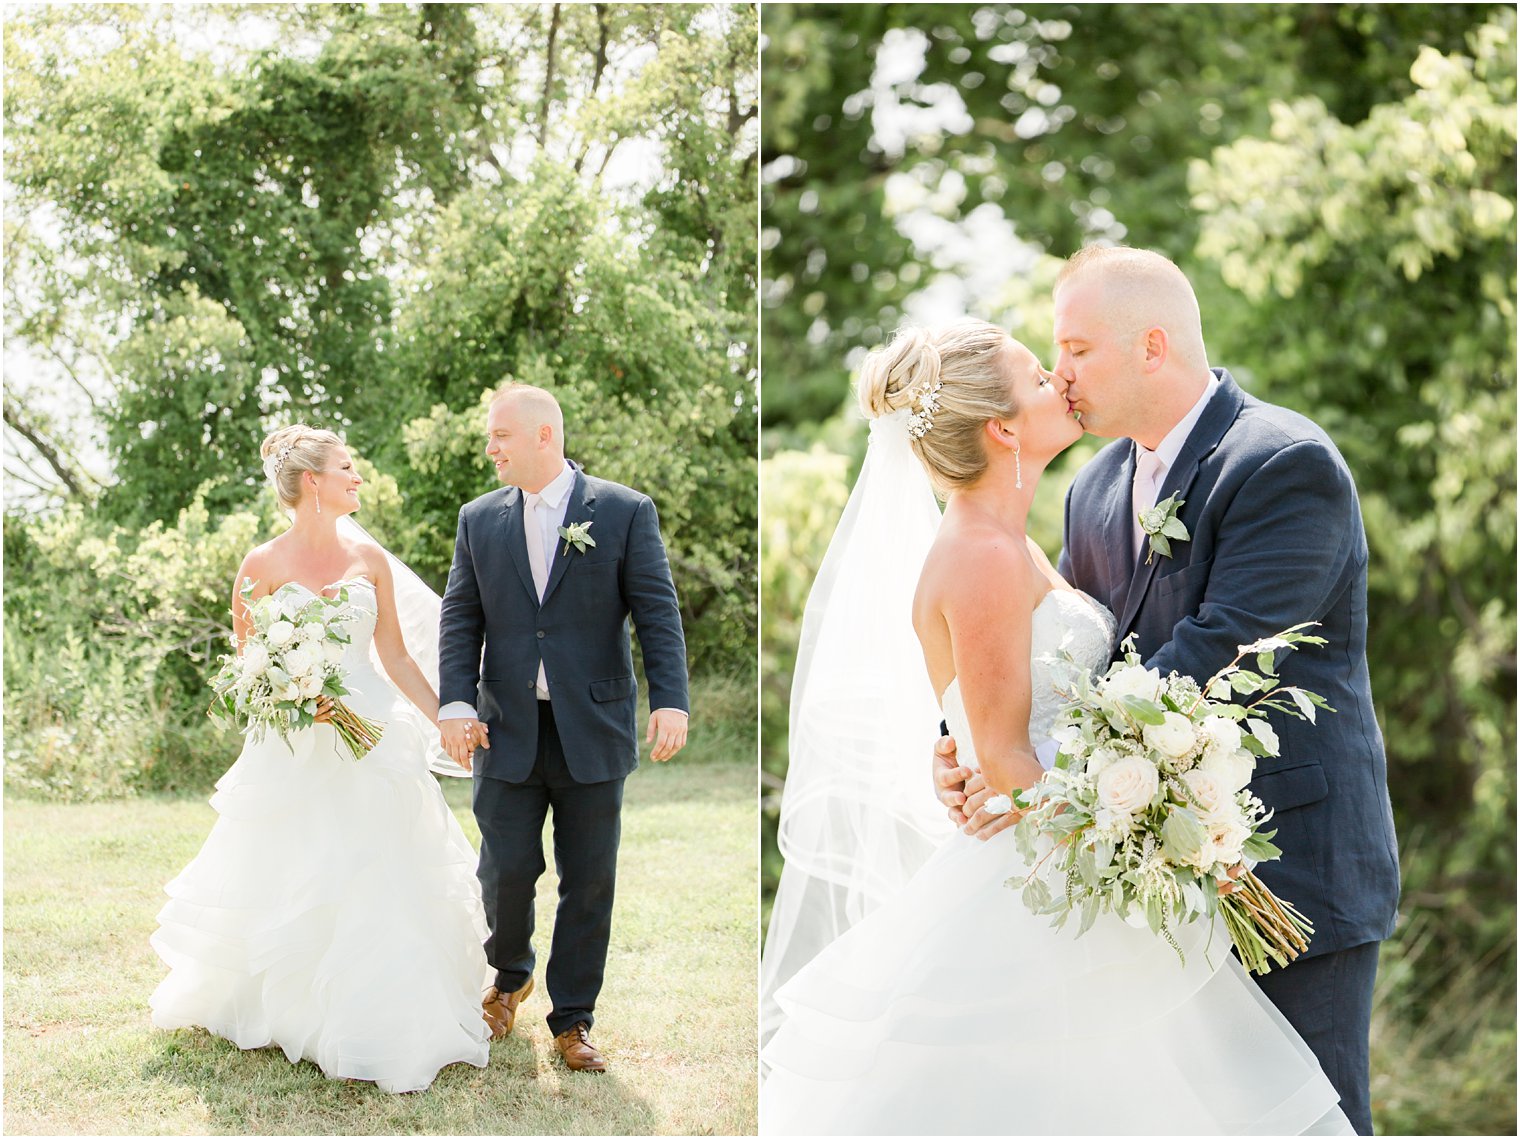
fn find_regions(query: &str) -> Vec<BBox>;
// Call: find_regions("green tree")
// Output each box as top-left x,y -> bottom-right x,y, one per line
1190,9 -> 1517,965
4,2 -> 757,674
760,3 -> 1499,427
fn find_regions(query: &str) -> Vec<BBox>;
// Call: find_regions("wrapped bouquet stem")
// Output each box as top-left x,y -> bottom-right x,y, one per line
1006,624 -> 1332,974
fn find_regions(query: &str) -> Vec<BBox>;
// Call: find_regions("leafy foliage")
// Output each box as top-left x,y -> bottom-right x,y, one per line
3,4 -> 756,825
4,2 -> 758,748
760,7 -> 1514,1131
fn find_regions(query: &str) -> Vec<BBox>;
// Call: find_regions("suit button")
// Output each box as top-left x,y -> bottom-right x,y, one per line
536,630 -> 545,639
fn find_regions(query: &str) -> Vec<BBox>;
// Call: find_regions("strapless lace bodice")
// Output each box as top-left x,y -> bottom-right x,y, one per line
275,578 -> 379,675
941,589 -> 1116,773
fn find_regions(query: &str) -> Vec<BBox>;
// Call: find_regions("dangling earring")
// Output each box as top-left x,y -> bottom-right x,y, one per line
315,494 -> 321,515
311,475 -> 321,515
1015,446 -> 1023,489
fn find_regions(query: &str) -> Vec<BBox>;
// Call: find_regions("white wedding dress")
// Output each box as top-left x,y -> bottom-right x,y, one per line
149,578 -> 491,1093
761,587 -> 1353,1135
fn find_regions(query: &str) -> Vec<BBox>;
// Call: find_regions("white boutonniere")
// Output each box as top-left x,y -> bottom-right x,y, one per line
1139,494 -> 1190,564
558,520 -> 596,556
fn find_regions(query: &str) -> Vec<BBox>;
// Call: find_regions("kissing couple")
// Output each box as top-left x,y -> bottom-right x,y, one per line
760,246 -> 1399,1135
150,382 -> 690,1092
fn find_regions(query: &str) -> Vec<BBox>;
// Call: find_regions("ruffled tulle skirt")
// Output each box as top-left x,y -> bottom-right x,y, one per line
761,827 -> 1353,1135
149,671 -> 490,1093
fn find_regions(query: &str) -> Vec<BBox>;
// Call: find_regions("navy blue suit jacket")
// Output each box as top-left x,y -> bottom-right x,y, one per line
1058,370 -> 1399,957
438,467 -> 689,784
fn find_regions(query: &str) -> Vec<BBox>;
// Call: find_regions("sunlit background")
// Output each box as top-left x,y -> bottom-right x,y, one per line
759,5 -> 1515,1135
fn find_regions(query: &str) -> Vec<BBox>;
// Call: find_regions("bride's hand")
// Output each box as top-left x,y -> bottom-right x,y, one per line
1217,862 -> 1246,896
960,775 -> 1023,841
313,696 -> 335,724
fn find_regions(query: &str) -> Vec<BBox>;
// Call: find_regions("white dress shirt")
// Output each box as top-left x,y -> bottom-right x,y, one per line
439,460 -> 686,723
1131,375 -> 1220,560
439,462 -> 574,721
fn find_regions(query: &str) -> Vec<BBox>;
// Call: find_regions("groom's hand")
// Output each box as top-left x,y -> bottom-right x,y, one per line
646,708 -> 688,762
935,736 -> 1021,840
932,735 -> 973,823
440,718 -> 488,769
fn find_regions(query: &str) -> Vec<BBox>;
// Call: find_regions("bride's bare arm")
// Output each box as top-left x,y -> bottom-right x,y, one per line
364,552 -> 445,728
230,551 -> 272,654
941,538 -> 1044,801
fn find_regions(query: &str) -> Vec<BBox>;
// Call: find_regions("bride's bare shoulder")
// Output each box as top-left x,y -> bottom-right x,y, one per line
921,516 -> 1037,610
234,539 -> 281,589
349,538 -> 393,586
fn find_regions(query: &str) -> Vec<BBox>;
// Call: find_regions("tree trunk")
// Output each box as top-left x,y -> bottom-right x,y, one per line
539,3 -> 561,149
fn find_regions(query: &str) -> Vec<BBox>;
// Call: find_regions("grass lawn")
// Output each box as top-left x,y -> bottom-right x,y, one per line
3,754 -> 757,1135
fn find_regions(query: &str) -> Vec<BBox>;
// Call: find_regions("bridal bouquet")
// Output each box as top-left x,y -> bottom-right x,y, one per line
1005,625 -> 1330,974
208,582 -> 385,761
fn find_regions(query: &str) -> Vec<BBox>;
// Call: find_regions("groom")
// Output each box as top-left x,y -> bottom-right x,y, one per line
935,247 -> 1399,1134
437,382 -> 690,1073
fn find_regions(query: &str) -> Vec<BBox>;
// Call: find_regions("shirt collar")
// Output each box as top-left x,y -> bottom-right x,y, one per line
533,460 -> 576,509
1140,374 -> 1220,472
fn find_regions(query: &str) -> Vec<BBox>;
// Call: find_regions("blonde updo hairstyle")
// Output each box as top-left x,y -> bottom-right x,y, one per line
260,425 -> 345,511
856,320 -> 1020,496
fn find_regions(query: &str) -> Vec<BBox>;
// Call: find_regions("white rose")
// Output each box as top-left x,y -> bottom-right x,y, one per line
282,644 -> 317,679
297,674 -> 324,699
1096,756 -> 1160,816
1143,712 -> 1196,760
266,620 -> 296,647
322,640 -> 346,665
1204,818 -> 1253,869
278,682 -> 302,703
1102,663 -> 1163,705
240,642 -> 271,676
1179,768 -> 1237,825
1198,746 -> 1255,794
1247,719 -> 1281,757
299,621 -> 327,644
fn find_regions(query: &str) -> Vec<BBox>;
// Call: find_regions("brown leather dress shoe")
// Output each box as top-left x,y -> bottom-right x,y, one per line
481,976 -> 534,1041
553,1022 -> 607,1072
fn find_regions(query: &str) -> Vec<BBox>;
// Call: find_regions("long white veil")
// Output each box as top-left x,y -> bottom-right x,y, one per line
759,411 -> 952,1047
338,515 -> 471,779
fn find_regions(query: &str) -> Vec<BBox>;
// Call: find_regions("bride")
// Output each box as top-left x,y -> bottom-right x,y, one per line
759,323 -> 1352,1135
149,425 -> 491,1094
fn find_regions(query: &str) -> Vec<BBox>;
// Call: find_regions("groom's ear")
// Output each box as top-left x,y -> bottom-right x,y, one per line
1139,326 -> 1168,373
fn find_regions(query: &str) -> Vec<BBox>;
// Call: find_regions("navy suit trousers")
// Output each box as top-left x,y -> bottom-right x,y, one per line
1253,941 -> 1381,1135
472,701 -> 625,1036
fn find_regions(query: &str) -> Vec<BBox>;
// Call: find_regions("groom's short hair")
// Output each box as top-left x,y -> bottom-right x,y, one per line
491,382 -> 565,438
1055,246 -> 1206,370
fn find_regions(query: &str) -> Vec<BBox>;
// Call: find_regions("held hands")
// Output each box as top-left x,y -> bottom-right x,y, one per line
646,709 -> 688,762
932,734 -> 1022,840
439,718 -> 490,772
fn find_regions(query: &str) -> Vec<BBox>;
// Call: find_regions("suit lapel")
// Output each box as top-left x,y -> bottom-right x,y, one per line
542,468 -> 596,606
500,488 -> 540,607
1115,374 -> 1245,642
1100,444 -> 1140,612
